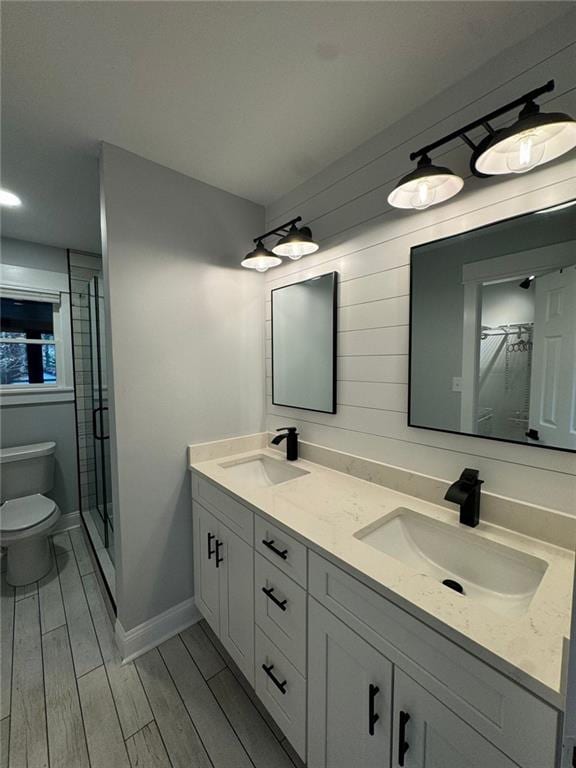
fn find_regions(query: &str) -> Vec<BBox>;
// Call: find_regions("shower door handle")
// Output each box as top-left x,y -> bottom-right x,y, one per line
92,407 -> 102,441
93,407 -> 110,441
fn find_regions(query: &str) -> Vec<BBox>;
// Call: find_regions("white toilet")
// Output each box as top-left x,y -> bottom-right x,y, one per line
0,441 -> 61,586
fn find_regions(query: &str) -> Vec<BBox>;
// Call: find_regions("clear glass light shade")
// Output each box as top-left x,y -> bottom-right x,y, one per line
475,112 -> 576,175
241,242 -> 282,272
388,164 -> 463,210
0,189 -> 22,207
272,225 -> 319,259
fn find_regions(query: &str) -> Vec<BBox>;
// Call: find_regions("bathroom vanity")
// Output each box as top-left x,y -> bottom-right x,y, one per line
188,440 -> 573,768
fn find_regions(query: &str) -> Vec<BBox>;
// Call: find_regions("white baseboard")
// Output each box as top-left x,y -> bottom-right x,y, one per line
115,597 -> 201,664
54,510 -> 81,533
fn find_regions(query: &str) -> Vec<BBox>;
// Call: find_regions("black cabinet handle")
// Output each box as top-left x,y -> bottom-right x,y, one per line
207,532 -> 216,560
262,663 -> 287,694
262,539 -> 288,560
368,684 -> 380,736
262,586 -> 287,611
215,539 -> 224,568
398,711 -> 410,767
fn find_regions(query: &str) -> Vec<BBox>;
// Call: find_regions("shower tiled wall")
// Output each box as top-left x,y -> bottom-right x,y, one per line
69,251 -> 102,513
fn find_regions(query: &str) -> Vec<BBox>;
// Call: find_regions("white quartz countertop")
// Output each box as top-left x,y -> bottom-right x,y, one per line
189,448 -> 573,706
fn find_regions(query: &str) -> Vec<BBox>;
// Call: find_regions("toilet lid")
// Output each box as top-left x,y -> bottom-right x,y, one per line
0,494 -> 57,532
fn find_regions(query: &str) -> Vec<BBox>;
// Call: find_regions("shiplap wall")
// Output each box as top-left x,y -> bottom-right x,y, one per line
264,14 -> 576,514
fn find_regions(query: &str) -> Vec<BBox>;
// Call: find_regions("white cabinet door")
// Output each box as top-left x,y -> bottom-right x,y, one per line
308,599 -> 392,768
219,524 -> 255,685
193,502 -> 221,635
529,264 -> 576,449
392,670 -> 518,768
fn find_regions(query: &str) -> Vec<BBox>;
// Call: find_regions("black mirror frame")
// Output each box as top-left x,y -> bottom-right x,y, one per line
271,271 -> 338,415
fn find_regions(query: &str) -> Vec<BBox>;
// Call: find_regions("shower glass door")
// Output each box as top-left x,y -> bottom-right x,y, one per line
88,276 -> 114,562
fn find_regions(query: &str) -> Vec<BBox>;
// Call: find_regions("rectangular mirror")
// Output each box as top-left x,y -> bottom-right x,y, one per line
272,272 -> 337,414
410,200 -> 576,452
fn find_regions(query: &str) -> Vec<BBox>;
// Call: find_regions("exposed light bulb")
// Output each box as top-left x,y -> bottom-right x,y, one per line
411,181 -> 436,210
255,265 -> 269,273
506,131 -> 545,173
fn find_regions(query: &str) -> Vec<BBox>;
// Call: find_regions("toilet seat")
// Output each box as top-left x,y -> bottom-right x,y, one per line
0,494 -> 60,545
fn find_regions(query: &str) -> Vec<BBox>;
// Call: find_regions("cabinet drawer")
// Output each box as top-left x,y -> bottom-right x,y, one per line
255,515 -> 307,587
255,627 -> 306,761
255,553 -> 307,674
309,552 -> 558,768
195,476 -> 253,544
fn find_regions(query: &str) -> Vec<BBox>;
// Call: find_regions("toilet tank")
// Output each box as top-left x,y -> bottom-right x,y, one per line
0,442 -> 56,503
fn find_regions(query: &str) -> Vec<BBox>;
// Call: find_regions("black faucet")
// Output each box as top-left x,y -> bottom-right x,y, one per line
271,427 -> 299,461
444,468 -> 484,528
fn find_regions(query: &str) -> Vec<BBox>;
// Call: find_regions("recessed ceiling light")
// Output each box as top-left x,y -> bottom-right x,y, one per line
0,189 -> 22,207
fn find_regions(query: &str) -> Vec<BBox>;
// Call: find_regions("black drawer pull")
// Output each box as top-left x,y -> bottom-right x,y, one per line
262,539 -> 288,560
215,539 -> 224,568
207,532 -> 216,560
368,684 -> 380,736
262,663 -> 287,694
398,711 -> 410,766
262,586 -> 287,611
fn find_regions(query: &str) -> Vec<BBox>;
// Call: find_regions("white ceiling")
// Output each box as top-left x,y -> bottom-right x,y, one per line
1,1 -> 572,252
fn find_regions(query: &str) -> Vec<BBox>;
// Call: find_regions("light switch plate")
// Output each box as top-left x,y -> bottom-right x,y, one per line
452,376 -> 463,392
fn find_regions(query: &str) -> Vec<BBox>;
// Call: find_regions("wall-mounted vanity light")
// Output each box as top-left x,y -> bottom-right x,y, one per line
240,240 -> 282,272
241,216 -> 319,272
389,80 -> 576,211
387,155 -> 464,210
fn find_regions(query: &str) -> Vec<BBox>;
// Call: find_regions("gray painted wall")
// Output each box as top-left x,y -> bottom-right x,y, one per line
1,236 -> 69,272
100,143 -> 265,632
1,234 -> 79,516
0,401 -> 79,515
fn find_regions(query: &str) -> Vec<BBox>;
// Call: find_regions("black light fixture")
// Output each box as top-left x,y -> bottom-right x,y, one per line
240,240 -> 281,272
519,275 -> 536,290
272,222 -> 319,259
475,100 -> 576,175
241,216 -> 319,272
387,155 -> 463,210
389,80 -> 576,211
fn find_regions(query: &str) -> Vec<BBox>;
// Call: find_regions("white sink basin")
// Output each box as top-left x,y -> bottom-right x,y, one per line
218,454 -> 309,488
354,508 -> 548,618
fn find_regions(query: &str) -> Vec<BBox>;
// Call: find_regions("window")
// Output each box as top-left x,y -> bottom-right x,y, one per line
0,272 -> 73,404
0,297 -> 58,385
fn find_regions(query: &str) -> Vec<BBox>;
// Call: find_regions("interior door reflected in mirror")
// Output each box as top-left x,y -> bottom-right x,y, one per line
410,200 -> 576,452
272,272 -> 337,414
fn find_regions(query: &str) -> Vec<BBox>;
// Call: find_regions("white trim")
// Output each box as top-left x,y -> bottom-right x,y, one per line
115,597 -> 201,664
52,510 -> 81,533
1,387 -> 75,406
0,286 -> 61,303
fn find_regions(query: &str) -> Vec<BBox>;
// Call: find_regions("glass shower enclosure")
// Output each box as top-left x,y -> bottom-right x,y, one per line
88,276 -> 114,559
68,251 -> 115,602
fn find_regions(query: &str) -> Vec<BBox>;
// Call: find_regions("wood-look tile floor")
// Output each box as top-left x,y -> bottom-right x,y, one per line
0,529 -> 304,768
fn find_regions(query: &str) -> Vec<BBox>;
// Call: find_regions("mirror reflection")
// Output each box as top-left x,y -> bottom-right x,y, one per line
272,272 -> 337,414
410,200 -> 576,451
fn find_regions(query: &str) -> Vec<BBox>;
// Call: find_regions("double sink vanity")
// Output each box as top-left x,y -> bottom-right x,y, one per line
189,434 -> 574,768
